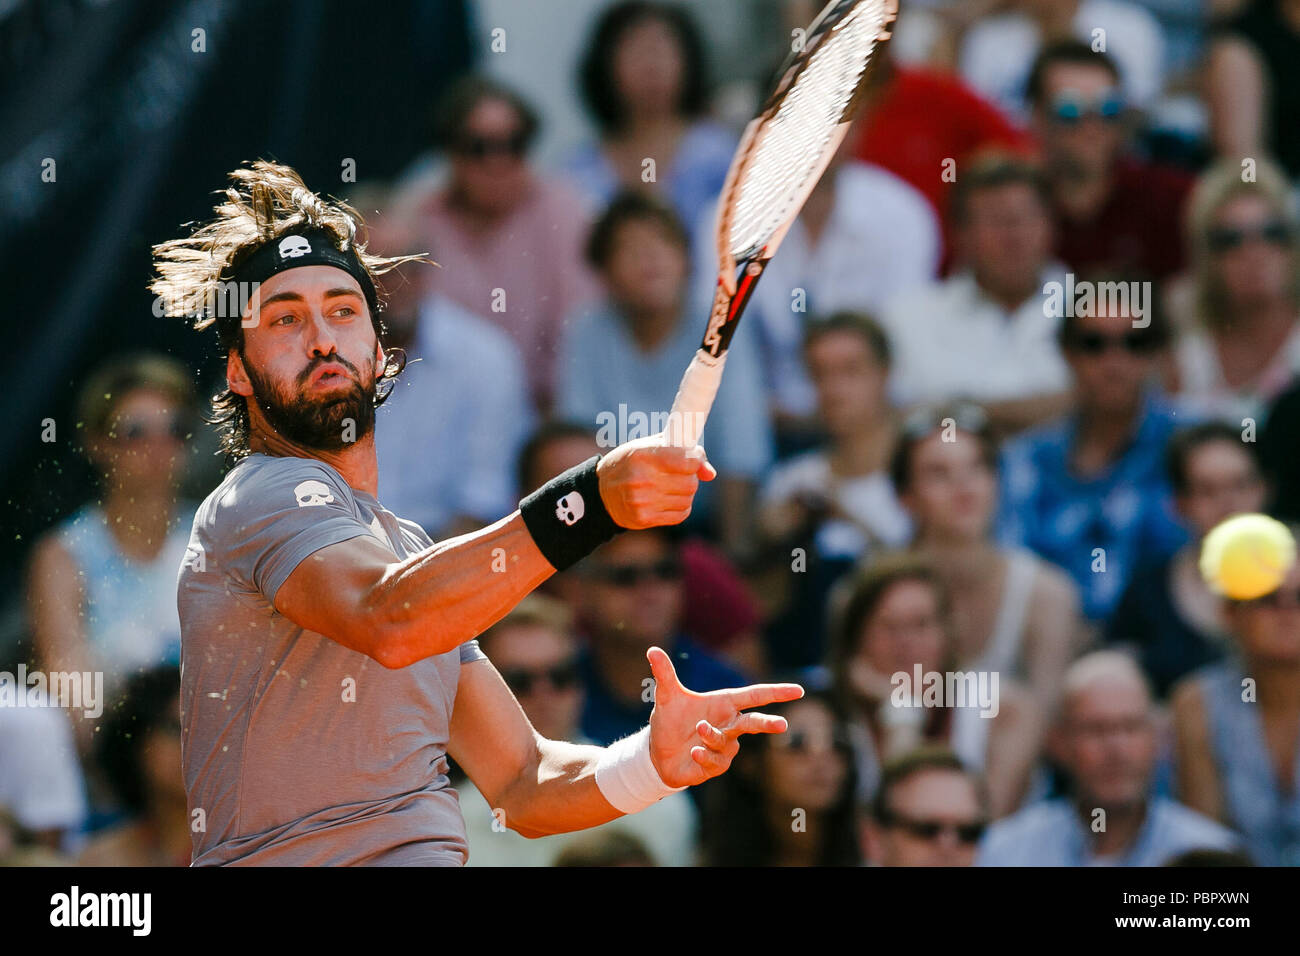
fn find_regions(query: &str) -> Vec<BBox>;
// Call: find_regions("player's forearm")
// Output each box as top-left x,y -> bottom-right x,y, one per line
367,512 -> 554,668
496,737 -> 627,838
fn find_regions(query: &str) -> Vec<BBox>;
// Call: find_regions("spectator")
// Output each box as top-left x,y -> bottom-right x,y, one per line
557,193 -> 773,557
565,1 -> 736,237
829,554 -> 1042,817
25,354 -> 199,767
998,284 -> 1189,625
413,75 -> 600,411
849,41 -> 1034,270
862,747 -> 990,866
358,181 -> 535,540
693,121 -> 940,444
516,422 -> 765,676
1169,158 -> 1300,425
1206,0 -> 1300,179
758,314 -> 911,669
759,313 -> 910,565
1170,554 -> 1300,865
1106,423 -> 1266,697
700,690 -> 860,866
880,154 -> 1074,435
979,651 -> 1240,865
79,666 -> 190,866
574,528 -> 750,747
457,595 -> 698,867
894,405 -> 1080,719
960,0 -> 1166,123
1027,42 -> 1194,281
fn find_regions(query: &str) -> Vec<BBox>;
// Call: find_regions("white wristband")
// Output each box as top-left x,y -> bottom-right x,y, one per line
595,725 -> 687,815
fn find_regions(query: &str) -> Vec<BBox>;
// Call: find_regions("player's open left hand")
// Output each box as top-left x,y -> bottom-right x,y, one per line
645,646 -> 804,789
596,434 -> 717,529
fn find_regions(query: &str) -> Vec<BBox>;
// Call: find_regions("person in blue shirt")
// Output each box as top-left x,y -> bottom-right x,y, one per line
576,527 -> 751,747
978,651 -> 1240,866
997,281 -> 1191,624
557,192 -> 774,558
1170,556 -> 1300,867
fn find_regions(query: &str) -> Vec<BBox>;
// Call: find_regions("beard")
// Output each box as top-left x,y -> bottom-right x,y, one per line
244,352 -> 376,451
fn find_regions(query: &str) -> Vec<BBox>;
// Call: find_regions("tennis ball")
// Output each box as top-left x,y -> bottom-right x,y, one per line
1199,513 -> 1297,600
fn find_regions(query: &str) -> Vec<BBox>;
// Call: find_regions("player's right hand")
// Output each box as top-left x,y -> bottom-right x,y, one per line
595,434 -> 717,529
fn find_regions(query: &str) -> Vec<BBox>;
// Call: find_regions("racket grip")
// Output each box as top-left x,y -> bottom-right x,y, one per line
664,349 -> 727,449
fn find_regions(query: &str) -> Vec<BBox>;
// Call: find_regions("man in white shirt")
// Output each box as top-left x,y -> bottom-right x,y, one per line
880,154 -> 1073,435
959,0 -> 1165,124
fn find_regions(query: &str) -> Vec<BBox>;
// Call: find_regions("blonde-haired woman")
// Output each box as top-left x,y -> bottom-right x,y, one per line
25,353 -> 198,817
1168,157 -> 1300,426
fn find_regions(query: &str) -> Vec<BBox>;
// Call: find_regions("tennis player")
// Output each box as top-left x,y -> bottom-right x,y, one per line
153,161 -> 801,866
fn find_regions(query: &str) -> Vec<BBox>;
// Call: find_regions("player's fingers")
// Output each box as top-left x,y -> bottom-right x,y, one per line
647,646 -> 683,699
651,444 -> 709,475
634,507 -> 693,529
651,474 -> 699,498
688,445 -> 717,482
723,712 -> 789,738
691,745 -> 729,775
725,682 -> 806,711
697,719 -> 728,751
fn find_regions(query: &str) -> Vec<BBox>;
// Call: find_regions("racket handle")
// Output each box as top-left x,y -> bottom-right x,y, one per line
664,349 -> 727,449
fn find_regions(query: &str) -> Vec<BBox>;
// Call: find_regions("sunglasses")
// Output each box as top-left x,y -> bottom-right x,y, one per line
1064,330 -> 1161,356
770,728 -> 854,755
1047,91 -> 1125,125
453,131 -> 530,160
499,660 -> 580,696
111,417 -> 188,443
1206,220 -> 1292,254
590,559 -> 682,588
884,811 -> 987,844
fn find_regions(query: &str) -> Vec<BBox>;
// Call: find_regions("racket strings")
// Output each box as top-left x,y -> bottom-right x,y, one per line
727,0 -> 894,259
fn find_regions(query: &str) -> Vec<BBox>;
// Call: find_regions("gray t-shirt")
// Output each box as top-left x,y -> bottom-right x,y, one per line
177,452 -> 488,866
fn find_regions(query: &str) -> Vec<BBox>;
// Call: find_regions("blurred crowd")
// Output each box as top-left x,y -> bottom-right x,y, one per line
4,0 -> 1300,867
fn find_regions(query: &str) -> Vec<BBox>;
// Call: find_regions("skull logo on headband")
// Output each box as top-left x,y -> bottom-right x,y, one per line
278,235 -> 312,260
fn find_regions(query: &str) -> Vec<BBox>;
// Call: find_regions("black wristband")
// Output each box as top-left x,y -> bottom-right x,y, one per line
519,456 -> 623,571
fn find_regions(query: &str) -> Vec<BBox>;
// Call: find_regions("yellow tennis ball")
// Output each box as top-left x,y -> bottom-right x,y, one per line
1199,514 -> 1297,600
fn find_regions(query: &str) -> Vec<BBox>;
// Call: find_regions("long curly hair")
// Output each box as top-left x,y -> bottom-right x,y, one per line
149,160 -> 427,461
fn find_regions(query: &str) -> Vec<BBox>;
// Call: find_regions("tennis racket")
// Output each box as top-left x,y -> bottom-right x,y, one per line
663,0 -> 898,450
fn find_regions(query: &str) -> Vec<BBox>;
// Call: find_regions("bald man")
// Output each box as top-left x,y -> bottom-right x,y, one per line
977,651 -> 1239,866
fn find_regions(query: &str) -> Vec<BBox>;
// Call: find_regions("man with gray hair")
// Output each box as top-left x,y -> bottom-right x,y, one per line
977,650 -> 1240,866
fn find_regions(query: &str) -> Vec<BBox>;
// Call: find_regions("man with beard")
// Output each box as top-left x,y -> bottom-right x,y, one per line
154,161 -> 801,866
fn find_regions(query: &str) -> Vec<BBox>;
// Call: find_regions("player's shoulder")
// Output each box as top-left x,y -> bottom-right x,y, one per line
201,454 -> 355,526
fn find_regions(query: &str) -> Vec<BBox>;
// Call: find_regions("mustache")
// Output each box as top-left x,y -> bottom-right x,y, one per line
297,353 -> 365,387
